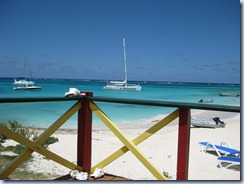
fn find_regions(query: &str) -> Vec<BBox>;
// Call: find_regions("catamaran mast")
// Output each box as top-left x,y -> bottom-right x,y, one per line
24,57 -> 34,79
123,38 -> 127,85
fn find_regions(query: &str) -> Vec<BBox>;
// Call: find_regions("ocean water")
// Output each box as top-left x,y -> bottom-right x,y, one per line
0,78 -> 240,129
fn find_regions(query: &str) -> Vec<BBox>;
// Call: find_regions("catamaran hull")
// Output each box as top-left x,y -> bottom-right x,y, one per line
103,85 -> 141,91
14,86 -> 42,90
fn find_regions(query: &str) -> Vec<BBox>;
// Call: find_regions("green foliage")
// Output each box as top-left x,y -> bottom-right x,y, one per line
8,120 -> 21,132
0,154 -> 54,179
0,120 -> 59,154
43,136 -> 59,148
1,145 -> 31,160
4,145 -> 26,154
0,122 -> 8,143
10,169 -> 54,180
7,120 -> 35,140
0,121 -> 59,180
14,144 -> 26,154
33,136 -> 59,148
163,171 -> 172,179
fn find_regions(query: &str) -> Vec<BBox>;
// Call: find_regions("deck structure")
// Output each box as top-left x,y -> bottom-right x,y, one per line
0,93 -> 240,180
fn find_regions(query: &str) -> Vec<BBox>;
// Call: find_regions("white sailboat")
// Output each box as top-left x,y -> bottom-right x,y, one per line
13,57 -> 41,90
103,38 -> 142,91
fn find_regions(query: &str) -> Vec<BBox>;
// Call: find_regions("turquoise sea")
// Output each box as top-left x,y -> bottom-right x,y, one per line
0,78 -> 240,129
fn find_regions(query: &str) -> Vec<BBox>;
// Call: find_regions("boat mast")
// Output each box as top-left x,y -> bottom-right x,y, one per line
123,38 -> 127,85
25,57 -> 34,79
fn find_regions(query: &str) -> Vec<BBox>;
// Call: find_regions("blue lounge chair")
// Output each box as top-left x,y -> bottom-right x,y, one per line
199,142 -> 240,157
218,156 -> 240,169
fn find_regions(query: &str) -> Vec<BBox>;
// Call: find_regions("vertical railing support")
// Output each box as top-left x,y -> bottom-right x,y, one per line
77,92 -> 93,173
176,108 -> 191,180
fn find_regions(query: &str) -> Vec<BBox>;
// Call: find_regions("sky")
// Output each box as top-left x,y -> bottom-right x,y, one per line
0,0 -> 241,83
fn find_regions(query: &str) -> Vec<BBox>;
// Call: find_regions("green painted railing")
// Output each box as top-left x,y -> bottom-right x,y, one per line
0,96 -> 240,112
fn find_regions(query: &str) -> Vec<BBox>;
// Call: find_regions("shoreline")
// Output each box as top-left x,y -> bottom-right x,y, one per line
1,109 -> 240,180
23,108 -> 240,131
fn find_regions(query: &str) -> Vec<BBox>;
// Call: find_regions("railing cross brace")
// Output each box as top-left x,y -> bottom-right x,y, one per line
0,101 -> 82,179
89,102 -> 180,180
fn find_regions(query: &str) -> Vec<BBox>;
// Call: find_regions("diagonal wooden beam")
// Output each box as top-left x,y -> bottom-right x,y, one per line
89,102 -> 172,180
0,101 -> 81,179
91,108 -> 179,173
0,125 -> 82,176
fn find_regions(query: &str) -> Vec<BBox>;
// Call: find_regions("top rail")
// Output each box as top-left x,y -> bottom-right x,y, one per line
0,96 -> 240,113
0,97 -> 82,103
88,96 -> 240,112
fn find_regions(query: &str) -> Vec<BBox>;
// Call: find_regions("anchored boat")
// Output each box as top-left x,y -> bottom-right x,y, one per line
218,92 -> 240,97
103,38 -> 142,91
13,57 -> 41,90
198,99 -> 214,103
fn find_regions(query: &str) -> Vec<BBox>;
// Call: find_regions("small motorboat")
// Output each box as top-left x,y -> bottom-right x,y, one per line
198,99 -> 214,103
191,117 -> 225,128
218,92 -> 240,97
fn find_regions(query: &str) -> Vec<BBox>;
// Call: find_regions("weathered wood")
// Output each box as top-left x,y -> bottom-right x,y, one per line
176,108 -> 191,180
91,107 -> 179,174
77,92 -> 93,173
0,101 -> 82,179
90,101 -> 167,180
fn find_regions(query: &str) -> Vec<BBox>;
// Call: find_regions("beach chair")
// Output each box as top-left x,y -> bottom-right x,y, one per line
218,156 -> 240,169
199,142 -> 240,157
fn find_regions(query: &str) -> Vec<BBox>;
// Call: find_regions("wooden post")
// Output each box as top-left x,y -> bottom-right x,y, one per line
77,92 -> 93,173
176,108 -> 191,180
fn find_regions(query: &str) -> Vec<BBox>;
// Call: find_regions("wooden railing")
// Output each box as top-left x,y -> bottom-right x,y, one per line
0,92 -> 240,180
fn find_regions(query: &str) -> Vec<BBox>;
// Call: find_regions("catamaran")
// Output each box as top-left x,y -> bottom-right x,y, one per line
13,57 -> 41,90
103,38 -> 142,91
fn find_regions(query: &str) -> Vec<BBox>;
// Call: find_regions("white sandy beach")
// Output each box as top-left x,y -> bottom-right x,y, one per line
2,109 -> 240,180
